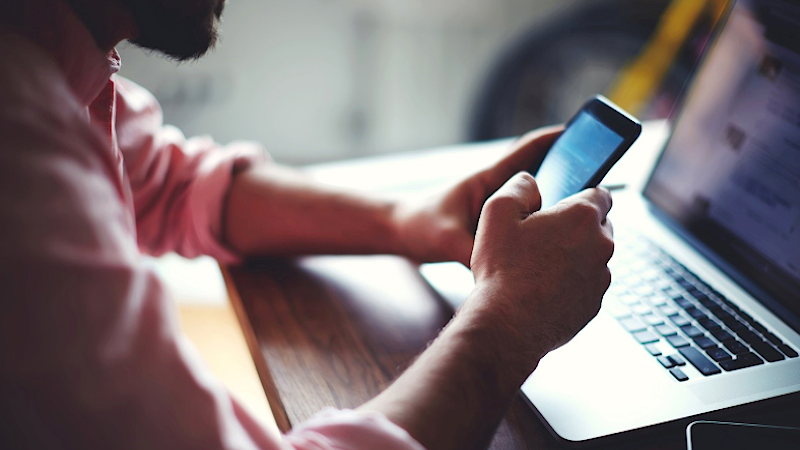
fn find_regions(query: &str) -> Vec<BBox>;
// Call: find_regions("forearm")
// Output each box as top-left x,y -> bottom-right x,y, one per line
359,285 -> 543,450
223,164 -> 402,257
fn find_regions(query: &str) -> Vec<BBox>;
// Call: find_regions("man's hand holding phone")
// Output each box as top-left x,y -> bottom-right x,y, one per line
460,95 -> 635,371
463,172 -> 614,377
362,99 -> 635,450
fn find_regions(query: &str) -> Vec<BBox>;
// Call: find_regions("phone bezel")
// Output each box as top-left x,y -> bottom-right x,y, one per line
539,94 -> 642,190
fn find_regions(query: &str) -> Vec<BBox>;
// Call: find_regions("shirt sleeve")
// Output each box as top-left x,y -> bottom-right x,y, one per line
0,72 -> 424,450
113,75 -> 266,263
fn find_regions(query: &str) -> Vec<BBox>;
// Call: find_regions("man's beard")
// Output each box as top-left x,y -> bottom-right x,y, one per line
120,0 -> 225,61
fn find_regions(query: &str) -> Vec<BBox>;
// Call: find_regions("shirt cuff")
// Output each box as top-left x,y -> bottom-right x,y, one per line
285,409 -> 426,450
189,140 -> 269,264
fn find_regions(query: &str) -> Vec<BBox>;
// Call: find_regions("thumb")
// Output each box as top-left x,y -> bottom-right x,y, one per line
479,125 -> 563,194
482,171 -> 542,222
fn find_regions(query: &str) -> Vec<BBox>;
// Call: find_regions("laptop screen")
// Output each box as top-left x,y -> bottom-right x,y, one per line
644,0 -> 800,321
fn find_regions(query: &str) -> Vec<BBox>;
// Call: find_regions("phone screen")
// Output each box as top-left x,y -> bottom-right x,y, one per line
534,111 -> 625,209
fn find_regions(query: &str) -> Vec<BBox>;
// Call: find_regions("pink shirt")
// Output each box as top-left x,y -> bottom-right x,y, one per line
0,2 -> 423,449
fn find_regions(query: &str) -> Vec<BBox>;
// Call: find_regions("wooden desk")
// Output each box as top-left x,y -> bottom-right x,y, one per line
222,125 -> 800,448
224,255 -> 583,449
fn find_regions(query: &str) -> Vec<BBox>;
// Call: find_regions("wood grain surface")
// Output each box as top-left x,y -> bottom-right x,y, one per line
224,254 -> 714,449
225,253 -> 800,449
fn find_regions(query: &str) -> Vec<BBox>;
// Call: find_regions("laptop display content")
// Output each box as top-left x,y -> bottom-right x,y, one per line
644,0 -> 800,328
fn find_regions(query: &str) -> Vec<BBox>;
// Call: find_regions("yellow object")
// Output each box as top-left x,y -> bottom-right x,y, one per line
608,0 -> 730,115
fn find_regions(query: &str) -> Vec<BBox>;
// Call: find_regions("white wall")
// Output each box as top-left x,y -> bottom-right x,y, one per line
118,0 -> 577,164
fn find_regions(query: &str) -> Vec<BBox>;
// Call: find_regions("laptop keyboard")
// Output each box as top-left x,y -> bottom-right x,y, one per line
606,233 -> 798,382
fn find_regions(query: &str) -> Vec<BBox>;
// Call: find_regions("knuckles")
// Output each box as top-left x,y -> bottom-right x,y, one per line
600,235 -> 615,260
482,194 -> 519,218
566,201 -> 602,228
603,266 -> 613,290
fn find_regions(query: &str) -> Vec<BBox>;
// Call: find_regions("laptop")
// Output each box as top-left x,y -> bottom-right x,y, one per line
421,0 -> 800,443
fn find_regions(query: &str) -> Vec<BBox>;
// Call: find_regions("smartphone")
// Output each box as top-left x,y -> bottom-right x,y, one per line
532,95 -> 641,209
687,421 -> 800,450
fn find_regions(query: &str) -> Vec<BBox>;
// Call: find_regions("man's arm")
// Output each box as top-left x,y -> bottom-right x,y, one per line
117,73 -> 561,265
223,128 -> 563,264
222,164 -> 403,258
360,175 -> 614,450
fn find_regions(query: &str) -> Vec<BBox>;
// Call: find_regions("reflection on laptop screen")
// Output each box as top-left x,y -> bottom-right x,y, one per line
645,0 -> 800,321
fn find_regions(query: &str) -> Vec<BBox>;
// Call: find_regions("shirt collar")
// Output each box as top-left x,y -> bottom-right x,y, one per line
5,0 -> 121,106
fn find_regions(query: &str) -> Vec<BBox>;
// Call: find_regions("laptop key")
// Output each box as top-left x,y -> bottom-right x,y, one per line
644,343 -> 662,356
738,330 -> 762,346
668,354 -> 686,366
658,304 -> 678,316
722,298 -> 741,312
715,311 -> 733,321
719,352 -> 764,371
724,340 -> 749,355
678,347 -> 721,376
646,295 -> 667,307
686,287 -> 703,298
632,330 -> 660,344
657,355 -> 675,368
618,316 -> 647,332
693,336 -> 716,349
778,345 -> 798,358
655,324 -> 677,336
749,340 -> 785,362
669,367 -> 689,382
729,321 -> 748,333
763,332 -> 783,346
699,298 -> 722,311
642,313 -> 665,326
706,346 -> 732,362
674,297 -> 693,309
669,314 -> 691,327
709,328 -> 734,342
725,318 -> 748,331
697,318 -> 721,331
680,325 -> 704,338
685,308 -> 708,321
667,335 -> 690,348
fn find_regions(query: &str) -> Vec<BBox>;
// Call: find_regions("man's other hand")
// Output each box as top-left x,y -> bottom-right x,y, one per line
465,172 -> 614,364
392,126 -> 562,266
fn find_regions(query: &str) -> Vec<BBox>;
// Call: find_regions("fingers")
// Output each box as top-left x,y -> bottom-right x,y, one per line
559,187 -> 613,222
480,126 -> 564,195
602,217 -> 614,240
601,219 -> 615,263
483,172 -> 542,222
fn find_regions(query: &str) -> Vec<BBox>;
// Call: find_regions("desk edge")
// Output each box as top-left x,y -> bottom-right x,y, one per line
219,263 -> 293,433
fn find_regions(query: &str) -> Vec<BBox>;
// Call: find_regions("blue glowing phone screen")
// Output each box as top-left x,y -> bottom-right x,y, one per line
535,112 -> 624,209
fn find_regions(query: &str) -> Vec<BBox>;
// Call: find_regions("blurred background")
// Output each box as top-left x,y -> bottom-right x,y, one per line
118,0 -> 724,165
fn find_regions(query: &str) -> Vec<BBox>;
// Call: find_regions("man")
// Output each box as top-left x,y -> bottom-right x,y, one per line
0,0 -> 614,449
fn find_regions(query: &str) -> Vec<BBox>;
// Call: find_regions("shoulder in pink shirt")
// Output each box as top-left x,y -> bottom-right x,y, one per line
0,1 -> 423,449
